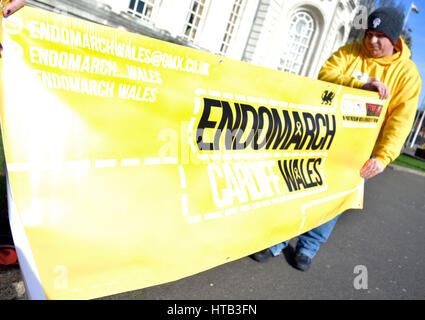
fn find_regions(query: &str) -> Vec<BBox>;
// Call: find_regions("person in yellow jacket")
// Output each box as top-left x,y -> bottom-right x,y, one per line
251,6 -> 422,271
319,11 -> 422,177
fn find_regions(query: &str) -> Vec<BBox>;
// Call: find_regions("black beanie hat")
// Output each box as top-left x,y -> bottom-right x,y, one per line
367,6 -> 405,45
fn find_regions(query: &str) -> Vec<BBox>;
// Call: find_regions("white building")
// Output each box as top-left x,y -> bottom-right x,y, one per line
27,0 -> 361,79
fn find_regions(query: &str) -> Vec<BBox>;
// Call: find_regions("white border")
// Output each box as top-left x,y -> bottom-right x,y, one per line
7,173 -> 46,300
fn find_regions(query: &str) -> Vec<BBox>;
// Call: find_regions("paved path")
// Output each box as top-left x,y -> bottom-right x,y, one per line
105,167 -> 425,300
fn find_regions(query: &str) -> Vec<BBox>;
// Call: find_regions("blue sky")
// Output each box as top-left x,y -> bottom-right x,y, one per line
400,0 -> 425,110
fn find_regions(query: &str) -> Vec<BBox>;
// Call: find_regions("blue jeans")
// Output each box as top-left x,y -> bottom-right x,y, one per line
269,214 -> 341,259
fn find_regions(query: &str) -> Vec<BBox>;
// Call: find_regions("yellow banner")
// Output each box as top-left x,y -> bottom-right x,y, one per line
0,7 -> 387,299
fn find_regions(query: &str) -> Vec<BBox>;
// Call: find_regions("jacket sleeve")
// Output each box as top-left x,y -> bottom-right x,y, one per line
372,68 -> 422,167
318,44 -> 366,89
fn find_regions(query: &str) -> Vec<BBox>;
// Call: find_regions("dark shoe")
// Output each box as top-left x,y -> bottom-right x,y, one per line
293,252 -> 312,271
250,248 -> 273,262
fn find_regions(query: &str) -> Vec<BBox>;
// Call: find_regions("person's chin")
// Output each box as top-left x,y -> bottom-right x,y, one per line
368,49 -> 381,58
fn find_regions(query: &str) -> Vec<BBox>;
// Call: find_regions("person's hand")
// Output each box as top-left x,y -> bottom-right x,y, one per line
360,158 -> 384,179
362,77 -> 390,99
2,0 -> 25,17
0,0 -> 25,56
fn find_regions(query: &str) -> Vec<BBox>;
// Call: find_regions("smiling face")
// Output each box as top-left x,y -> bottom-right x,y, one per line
364,30 -> 395,58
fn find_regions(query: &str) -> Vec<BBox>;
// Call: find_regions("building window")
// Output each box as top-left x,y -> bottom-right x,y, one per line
279,11 -> 315,75
219,0 -> 244,55
127,0 -> 156,23
183,0 -> 208,41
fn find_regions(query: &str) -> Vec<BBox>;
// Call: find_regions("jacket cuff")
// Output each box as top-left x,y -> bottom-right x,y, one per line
351,78 -> 366,89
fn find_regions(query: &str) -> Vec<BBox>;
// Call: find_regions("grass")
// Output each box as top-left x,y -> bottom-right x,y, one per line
392,153 -> 425,173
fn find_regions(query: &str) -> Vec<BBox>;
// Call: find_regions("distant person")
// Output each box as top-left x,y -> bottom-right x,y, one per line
251,6 -> 422,271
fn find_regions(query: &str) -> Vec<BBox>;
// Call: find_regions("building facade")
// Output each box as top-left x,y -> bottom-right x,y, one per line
27,0 -> 361,79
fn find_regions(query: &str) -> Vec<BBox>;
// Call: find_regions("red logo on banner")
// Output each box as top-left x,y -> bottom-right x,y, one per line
366,104 -> 383,117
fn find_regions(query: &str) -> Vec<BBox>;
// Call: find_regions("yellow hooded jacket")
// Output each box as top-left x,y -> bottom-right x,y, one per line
318,38 -> 422,167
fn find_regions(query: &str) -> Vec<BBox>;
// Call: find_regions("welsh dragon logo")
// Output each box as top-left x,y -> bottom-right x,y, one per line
321,90 -> 335,106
